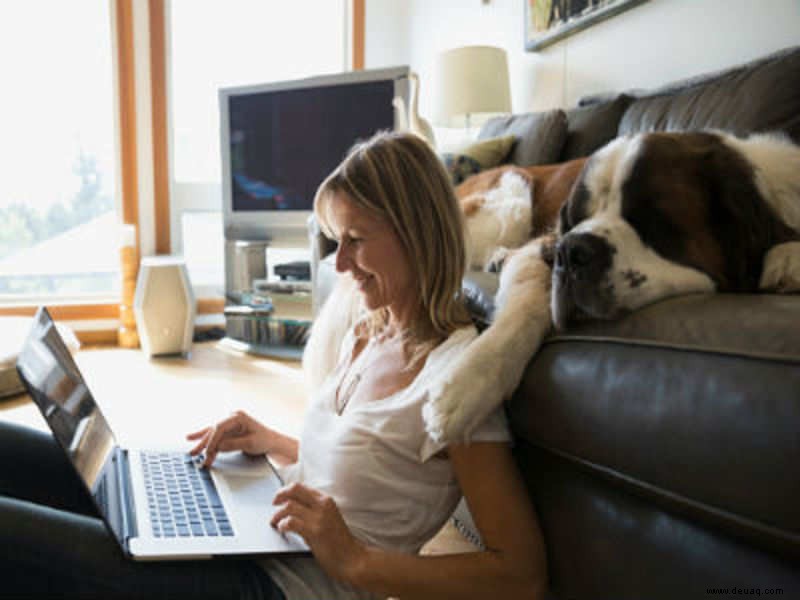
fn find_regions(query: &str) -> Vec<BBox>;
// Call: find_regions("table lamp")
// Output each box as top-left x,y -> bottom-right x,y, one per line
433,45 -> 512,129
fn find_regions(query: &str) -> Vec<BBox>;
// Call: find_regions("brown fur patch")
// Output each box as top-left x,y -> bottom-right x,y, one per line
455,158 -> 586,234
460,195 -> 486,217
622,132 -> 796,291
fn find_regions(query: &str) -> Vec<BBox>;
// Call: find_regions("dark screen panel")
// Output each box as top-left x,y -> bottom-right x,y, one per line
229,79 -> 395,212
15,309 -> 116,490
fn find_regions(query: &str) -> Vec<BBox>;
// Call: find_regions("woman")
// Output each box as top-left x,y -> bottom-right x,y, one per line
0,132 -> 547,599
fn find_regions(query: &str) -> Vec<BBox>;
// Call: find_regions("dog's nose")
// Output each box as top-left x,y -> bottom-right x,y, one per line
555,233 -> 614,280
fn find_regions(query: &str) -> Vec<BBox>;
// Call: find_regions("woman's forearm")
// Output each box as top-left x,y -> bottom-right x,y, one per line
265,428 -> 299,467
347,543 -> 546,600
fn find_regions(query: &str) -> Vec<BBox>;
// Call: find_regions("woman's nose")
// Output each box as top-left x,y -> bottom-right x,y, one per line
334,242 -> 350,273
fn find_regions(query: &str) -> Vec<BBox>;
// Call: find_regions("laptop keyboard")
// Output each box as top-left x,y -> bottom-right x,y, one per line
141,452 -> 234,538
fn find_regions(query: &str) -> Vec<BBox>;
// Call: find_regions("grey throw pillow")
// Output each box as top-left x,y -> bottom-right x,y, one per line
439,135 -> 516,185
478,109 -> 568,167
561,94 -> 632,160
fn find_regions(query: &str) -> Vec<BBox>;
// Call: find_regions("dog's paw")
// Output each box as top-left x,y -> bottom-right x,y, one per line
526,232 -> 558,266
422,376 -> 463,443
485,246 -> 513,273
760,242 -> 800,293
424,362 -> 503,443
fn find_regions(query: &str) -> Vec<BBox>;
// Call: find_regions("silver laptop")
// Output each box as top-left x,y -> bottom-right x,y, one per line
15,307 -> 308,561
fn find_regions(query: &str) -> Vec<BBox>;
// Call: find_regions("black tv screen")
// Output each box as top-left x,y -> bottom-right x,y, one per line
228,79 -> 395,212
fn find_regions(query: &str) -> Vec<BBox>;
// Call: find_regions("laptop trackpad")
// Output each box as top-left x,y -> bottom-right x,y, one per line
212,452 -> 277,479
212,453 -> 283,505
210,452 -> 305,548
212,453 -> 307,551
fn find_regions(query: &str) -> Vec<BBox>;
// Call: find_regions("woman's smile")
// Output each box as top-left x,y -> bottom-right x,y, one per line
355,274 -> 373,291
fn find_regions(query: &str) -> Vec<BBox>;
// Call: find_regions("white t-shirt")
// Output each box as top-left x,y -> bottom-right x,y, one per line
260,324 -> 511,600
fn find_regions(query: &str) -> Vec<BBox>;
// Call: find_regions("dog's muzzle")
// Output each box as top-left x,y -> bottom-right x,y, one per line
551,232 -> 617,329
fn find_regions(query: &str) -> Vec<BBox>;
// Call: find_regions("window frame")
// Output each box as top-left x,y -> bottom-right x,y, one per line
0,0 -> 138,344
0,0 -> 365,344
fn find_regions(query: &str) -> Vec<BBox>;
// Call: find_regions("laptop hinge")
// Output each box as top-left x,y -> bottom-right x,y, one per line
114,447 -> 139,546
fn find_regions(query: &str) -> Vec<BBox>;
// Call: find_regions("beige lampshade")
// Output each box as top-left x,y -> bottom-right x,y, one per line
433,45 -> 512,128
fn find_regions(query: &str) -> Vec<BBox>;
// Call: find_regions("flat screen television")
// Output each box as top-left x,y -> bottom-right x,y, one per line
219,67 -> 409,246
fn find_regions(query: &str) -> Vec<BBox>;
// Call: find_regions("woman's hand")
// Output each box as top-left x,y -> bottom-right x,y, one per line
270,482 -> 366,584
186,410 -> 284,468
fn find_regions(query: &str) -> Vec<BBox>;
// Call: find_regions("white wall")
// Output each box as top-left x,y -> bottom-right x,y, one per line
365,0 -> 800,119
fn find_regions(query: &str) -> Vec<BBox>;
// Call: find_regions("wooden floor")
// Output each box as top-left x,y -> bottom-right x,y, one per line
1,340 -> 474,555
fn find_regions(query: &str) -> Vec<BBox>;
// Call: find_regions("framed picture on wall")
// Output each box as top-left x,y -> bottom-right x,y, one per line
525,0 -> 650,51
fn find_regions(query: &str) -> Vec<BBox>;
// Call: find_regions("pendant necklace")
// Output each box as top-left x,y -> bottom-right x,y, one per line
335,338 -> 382,416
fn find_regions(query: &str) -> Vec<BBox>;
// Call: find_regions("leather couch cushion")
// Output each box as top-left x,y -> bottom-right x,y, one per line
515,442 -> 800,599
619,45 -> 800,142
478,109 -> 568,167
509,293 -> 800,561
462,271 -> 499,330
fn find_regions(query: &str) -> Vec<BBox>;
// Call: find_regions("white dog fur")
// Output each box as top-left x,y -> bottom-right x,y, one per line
463,171 -> 532,271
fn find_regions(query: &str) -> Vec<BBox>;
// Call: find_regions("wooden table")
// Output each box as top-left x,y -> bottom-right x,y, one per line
1,342 -> 309,449
1,340 -> 473,555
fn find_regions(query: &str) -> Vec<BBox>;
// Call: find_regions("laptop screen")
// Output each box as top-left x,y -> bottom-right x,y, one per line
16,308 -> 116,491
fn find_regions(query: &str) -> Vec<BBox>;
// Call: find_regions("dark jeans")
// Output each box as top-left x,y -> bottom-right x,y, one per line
0,421 -> 286,600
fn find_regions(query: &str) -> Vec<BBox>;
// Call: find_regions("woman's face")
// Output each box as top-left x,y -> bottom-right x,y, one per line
327,191 -> 417,325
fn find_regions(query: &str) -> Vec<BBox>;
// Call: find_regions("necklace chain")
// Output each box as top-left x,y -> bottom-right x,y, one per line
335,338 -> 382,416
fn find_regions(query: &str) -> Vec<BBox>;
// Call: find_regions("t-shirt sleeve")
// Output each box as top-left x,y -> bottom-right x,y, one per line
420,405 -> 512,462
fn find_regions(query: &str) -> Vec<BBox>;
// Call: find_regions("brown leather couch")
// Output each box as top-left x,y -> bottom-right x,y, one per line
311,46 -> 800,598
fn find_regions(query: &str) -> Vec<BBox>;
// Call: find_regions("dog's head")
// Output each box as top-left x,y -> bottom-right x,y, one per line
552,131 -> 798,329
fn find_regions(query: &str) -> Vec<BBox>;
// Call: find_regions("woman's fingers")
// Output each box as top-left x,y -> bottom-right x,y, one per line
273,515 -> 308,538
270,499 -> 312,530
185,412 -> 262,465
199,414 -> 249,466
185,426 -> 211,441
272,482 -> 320,507
188,435 -> 210,457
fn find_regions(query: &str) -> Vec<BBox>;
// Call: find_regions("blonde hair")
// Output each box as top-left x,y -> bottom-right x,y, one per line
314,131 -> 472,362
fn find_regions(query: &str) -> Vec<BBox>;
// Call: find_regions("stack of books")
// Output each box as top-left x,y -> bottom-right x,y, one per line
252,279 -> 312,322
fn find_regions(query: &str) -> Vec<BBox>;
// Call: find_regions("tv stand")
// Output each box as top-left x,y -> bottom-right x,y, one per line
223,241 -> 312,360
219,334 -> 306,361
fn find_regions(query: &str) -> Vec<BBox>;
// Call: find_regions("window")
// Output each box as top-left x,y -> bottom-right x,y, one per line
168,0 -> 347,296
0,1 -> 118,304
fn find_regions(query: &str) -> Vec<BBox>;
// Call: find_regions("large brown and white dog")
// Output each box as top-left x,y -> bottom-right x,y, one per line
425,131 -> 800,442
